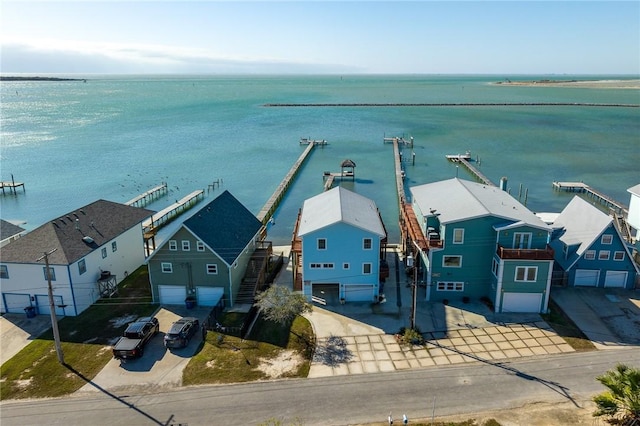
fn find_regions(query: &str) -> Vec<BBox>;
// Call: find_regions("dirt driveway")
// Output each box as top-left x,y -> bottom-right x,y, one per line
76,306 -> 211,395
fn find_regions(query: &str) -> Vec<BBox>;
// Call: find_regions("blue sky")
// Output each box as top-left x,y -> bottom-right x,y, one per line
2,1 -> 639,75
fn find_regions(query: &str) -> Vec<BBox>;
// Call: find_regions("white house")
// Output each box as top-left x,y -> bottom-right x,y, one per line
0,200 -> 153,316
0,219 -> 26,248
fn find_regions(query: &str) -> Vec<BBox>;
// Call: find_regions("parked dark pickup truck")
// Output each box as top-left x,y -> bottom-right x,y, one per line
112,316 -> 159,360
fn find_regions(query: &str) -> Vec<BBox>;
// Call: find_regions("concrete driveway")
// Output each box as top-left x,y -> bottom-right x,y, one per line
0,313 -> 52,365
76,306 -> 211,395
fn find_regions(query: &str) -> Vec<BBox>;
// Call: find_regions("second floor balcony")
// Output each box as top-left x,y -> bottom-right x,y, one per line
497,244 -> 555,260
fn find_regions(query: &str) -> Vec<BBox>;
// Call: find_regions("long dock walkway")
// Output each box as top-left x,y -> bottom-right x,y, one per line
142,189 -> 204,234
552,181 -> 629,215
447,155 -> 495,187
126,182 -> 168,207
257,142 -> 316,224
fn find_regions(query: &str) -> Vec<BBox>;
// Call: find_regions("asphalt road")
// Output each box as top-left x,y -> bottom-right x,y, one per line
1,349 -> 639,426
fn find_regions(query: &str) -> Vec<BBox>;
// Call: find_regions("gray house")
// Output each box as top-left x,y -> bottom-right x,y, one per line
147,190 -> 264,308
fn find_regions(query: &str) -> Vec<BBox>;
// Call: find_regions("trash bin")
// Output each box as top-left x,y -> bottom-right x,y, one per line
185,297 -> 196,309
24,306 -> 36,318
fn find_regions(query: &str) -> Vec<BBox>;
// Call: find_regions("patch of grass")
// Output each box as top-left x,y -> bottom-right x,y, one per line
1,267 -> 158,400
541,299 -> 596,352
183,314 -> 314,386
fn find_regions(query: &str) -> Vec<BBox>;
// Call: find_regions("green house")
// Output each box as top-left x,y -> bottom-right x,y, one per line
410,178 -> 554,313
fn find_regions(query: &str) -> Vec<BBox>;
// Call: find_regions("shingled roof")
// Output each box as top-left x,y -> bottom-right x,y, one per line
0,200 -> 153,265
183,190 -> 262,265
0,219 -> 25,242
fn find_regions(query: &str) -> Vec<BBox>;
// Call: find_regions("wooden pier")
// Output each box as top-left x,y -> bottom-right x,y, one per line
257,142 -> 316,225
447,154 -> 495,186
125,182 -> 168,207
0,175 -> 25,195
552,181 -> 629,215
383,135 -> 413,147
299,137 -> 328,146
142,189 -> 204,235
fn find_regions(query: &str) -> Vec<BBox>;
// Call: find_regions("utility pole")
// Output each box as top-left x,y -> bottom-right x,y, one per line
37,249 -> 64,364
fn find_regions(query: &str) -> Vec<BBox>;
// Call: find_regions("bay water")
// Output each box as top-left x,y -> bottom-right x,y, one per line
1,75 -> 638,244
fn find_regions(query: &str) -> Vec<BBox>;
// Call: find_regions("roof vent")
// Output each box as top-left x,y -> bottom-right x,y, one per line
82,236 -> 94,244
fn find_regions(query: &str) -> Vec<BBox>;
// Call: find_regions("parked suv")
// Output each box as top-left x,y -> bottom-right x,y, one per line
164,317 -> 200,349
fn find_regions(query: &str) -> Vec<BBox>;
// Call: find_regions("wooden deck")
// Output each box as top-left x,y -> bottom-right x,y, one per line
447,155 -> 495,186
0,175 -> 25,195
553,181 -> 628,215
142,189 -> 204,234
125,182 -> 168,207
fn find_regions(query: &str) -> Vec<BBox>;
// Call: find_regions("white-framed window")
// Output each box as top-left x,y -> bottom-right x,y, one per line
613,251 -> 625,261
43,266 -> 56,281
317,238 -> 326,250
78,259 -> 86,275
363,263 -> 372,274
453,228 -> 464,244
197,241 -> 205,252
437,281 -> 464,291
584,250 -> 596,260
363,238 -> 372,250
101,247 -> 107,259
515,266 -> 537,282
513,232 -> 532,249
161,262 -> 173,273
442,255 -> 462,268
598,250 -> 610,260
182,240 -> 190,251
112,241 -> 117,252
343,263 -> 350,270
492,258 -> 499,277
0,265 -> 8,279
206,264 -> 218,274
169,240 -> 177,251
601,234 -> 613,245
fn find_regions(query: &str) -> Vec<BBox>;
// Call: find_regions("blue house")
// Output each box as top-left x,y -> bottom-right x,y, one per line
294,187 -> 387,303
549,196 -> 639,289
410,178 -> 555,313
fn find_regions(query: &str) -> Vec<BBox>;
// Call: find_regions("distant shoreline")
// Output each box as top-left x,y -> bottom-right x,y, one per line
0,76 -> 87,82
493,79 -> 640,89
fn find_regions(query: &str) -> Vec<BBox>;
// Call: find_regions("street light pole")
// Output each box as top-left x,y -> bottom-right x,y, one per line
37,249 -> 65,365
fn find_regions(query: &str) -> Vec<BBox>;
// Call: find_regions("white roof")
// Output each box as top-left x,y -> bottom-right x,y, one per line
551,196 -> 612,254
298,186 -> 386,237
628,183 -> 640,197
410,178 -> 550,230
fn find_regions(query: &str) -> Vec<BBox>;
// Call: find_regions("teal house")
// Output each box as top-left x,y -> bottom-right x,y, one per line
549,196 -> 639,289
410,178 -> 554,313
147,190 -> 264,308
294,187 -> 387,303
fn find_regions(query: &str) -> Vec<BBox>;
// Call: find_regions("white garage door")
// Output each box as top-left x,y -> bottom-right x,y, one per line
344,284 -> 375,302
2,293 -> 31,314
158,285 -> 186,305
574,269 -> 599,287
604,271 -> 628,288
196,287 -> 224,307
502,293 -> 543,313
35,294 -> 65,316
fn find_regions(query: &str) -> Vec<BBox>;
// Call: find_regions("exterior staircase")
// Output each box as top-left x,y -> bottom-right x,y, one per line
235,241 -> 272,305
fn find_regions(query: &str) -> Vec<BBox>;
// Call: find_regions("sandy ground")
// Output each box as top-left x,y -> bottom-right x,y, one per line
360,399 -> 604,425
494,79 -> 640,89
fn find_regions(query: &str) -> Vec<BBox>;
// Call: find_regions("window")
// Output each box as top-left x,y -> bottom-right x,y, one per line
197,241 -> 205,252
317,238 -> 326,250
78,259 -> 86,275
601,234 -> 613,245
614,251 -> 625,261
515,266 -> 537,282
310,263 -> 334,269
492,258 -> 499,277
442,255 -> 462,267
43,266 -> 56,281
206,264 -> 218,274
101,247 -> 107,259
182,240 -> 190,251
169,240 -> 177,251
343,263 -> 350,270
0,265 -> 8,279
437,282 -> 464,291
363,238 -> 372,250
161,262 -> 173,273
584,250 -> 596,260
363,263 -> 372,274
323,263 -> 334,269
111,241 -> 117,252
453,228 -> 464,244
598,250 -> 610,260
513,232 -> 532,249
